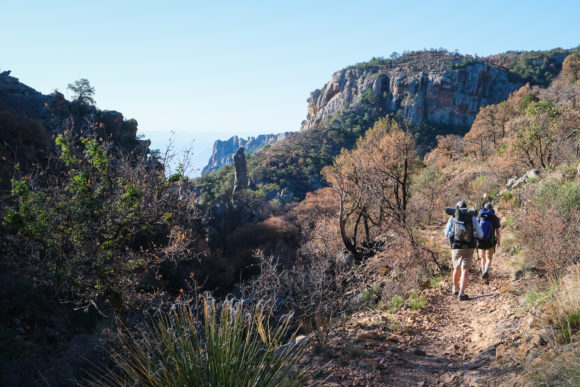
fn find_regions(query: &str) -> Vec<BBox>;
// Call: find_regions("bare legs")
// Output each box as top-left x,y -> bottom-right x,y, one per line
451,248 -> 473,297
454,265 -> 469,296
480,248 -> 494,278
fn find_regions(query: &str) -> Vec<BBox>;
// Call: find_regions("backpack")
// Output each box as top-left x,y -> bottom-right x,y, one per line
453,206 -> 473,244
478,208 -> 495,242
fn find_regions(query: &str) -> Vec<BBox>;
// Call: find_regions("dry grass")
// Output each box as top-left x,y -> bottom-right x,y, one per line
545,264 -> 580,342
530,264 -> 580,385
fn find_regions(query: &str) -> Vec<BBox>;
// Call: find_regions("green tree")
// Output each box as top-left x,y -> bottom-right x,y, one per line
67,78 -> 96,105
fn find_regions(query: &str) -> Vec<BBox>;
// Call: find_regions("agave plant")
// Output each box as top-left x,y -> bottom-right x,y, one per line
92,298 -> 307,386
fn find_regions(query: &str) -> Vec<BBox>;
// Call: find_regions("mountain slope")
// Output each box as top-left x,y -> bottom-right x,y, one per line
199,48 -> 574,203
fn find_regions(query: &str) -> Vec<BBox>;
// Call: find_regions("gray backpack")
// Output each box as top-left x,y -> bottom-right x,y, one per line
453,206 -> 473,244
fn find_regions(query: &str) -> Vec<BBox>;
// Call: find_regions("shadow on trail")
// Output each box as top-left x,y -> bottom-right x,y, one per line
468,292 -> 498,301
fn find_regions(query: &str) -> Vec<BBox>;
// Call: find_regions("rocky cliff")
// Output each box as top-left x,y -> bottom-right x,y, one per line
202,132 -> 291,175
0,71 -> 147,147
302,52 -> 521,131
0,70 -> 151,192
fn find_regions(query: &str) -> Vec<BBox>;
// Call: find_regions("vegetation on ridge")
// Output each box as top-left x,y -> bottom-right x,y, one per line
1,49 -> 580,385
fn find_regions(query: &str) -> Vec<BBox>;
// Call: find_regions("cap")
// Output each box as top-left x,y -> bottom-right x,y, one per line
484,202 -> 493,210
456,200 -> 467,208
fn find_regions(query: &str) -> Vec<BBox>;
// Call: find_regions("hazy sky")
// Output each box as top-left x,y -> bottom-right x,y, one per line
1,0 -> 579,175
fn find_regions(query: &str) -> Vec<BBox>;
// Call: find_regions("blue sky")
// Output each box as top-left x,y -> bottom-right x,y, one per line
1,0 -> 579,175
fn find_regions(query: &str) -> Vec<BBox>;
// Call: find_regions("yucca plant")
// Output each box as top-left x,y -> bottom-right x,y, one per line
92,298 -> 307,386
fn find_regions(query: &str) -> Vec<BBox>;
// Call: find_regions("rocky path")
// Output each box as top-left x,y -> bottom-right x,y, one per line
306,226 -> 538,386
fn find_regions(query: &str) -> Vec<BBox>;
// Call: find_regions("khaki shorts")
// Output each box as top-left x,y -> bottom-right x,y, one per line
452,248 -> 474,271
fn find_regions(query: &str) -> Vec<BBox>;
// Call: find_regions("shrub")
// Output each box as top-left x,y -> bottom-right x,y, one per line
241,251 -> 354,352
546,264 -> 580,343
405,290 -> 427,310
517,182 -> 580,277
361,283 -> 379,302
531,265 -> 580,385
534,181 -> 580,222
92,299 -> 307,387
533,347 -> 580,386
387,295 -> 404,312
2,126 -> 206,318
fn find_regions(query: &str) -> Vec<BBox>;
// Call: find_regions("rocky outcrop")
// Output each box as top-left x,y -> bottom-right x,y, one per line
0,70 -> 147,150
0,70 -> 152,194
232,147 -> 249,194
202,132 -> 291,175
506,169 -> 542,190
302,59 -> 521,131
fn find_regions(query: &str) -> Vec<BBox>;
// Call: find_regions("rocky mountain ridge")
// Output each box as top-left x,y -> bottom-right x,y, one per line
0,70 -> 151,191
197,49 -> 573,203
0,71 -> 144,147
302,53 -> 521,131
202,132 -> 291,175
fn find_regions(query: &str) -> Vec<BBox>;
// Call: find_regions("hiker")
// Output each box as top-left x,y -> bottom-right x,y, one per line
444,201 -> 483,301
477,202 -> 501,283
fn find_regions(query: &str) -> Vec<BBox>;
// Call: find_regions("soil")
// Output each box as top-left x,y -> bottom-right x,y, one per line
304,225 -> 546,386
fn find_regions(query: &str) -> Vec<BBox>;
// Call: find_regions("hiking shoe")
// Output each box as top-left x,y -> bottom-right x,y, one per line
458,294 -> 470,301
451,285 -> 458,296
482,270 -> 489,280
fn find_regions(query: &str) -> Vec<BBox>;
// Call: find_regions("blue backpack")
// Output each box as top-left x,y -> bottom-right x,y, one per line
478,209 -> 495,242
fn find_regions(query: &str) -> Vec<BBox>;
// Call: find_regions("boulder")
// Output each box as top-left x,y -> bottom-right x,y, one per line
506,169 -> 542,190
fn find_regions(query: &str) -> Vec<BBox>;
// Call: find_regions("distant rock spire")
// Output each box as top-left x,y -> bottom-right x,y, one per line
233,147 -> 249,194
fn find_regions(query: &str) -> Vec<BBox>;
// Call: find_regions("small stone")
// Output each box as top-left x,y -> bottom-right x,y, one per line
295,335 -> 307,344
356,330 -> 380,340
359,358 -> 379,369
413,348 -> 427,356
495,344 -> 506,361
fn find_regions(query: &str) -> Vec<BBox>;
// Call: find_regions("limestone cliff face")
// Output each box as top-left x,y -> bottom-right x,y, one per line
202,132 -> 291,175
302,62 -> 520,130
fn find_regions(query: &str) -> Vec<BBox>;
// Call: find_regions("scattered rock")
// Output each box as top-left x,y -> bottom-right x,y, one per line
356,330 -> 380,340
377,266 -> 389,276
413,348 -> 427,356
495,344 -> 507,361
358,358 -> 379,369
517,334 -> 542,361
505,168 -> 541,190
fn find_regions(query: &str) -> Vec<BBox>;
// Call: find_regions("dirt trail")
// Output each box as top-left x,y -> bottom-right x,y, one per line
308,225 -> 532,386
377,227 -> 523,386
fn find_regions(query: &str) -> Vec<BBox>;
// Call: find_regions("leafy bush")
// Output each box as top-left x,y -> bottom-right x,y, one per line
534,181 -> 580,221
361,283 -> 379,302
387,295 -> 404,312
92,299 -> 307,387
2,127 -> 206,317
517,181 -> 580,277
405,290 -> 427,310
524,286 -> 555,308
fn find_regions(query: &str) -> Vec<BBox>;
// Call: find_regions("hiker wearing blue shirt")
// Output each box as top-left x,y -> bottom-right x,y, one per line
477,202 -> 502,284
444,200 -> 484,301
